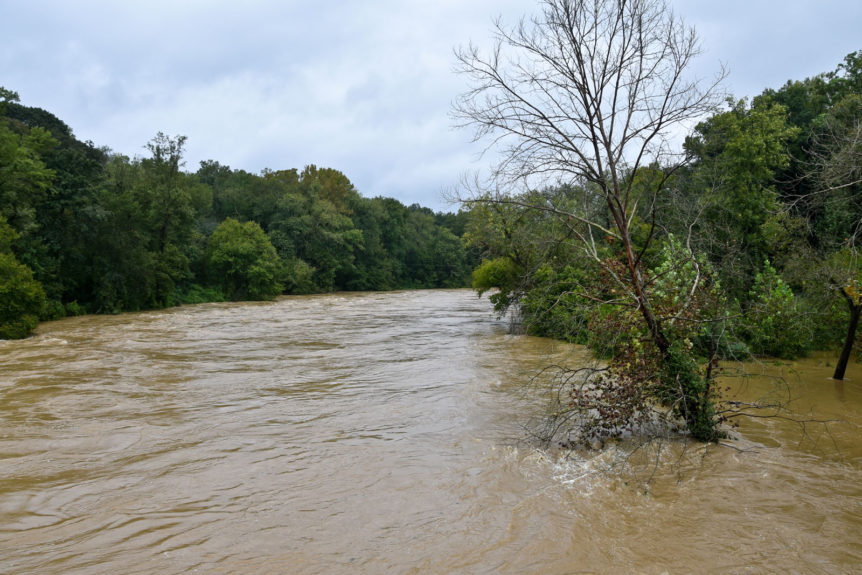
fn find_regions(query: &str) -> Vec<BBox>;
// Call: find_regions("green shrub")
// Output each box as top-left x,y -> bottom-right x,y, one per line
472,257 -> 521,314
742,260 -> 812,358
521,265 -> 593,343
0,252 -> 46,339
282,257 -> 315,294
41,299 -> 66,321
64,301 -> 86,316
177,284 -> 226,305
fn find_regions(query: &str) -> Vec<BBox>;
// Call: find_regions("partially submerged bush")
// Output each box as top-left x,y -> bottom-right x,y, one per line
741,260 -> 812,358
521,264 -> 595,344
472,256 -> 522,314
0,252 -> 46,339
532,237 -> 728,446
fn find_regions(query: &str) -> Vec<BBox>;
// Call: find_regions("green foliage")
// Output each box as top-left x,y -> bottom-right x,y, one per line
0,251 -> 45,339
207,218 -> 283,301
176,284 -> 226,305
0,87 -> 19,107
0,215 -> 46,338
459,53 -> 862,444
799,249 -> 862,355
650,235 -> 706,316
281,257 -> 316,294
520,264 -> 595,343
64,301 -> 86,317
742,260 -> 811,358
40,299 -> 66,321
0,214 -> 17,252
683,98 -> 799,298
268,170 -> 363,291
808,94 -> 862,251
648,235 -> 739,358
0,91 -> 472,332
585,302 -> 632,359
472,257 -> 521,313
805,292 -> 847,350
0,117 -> 56,240
465,186 -> 588,323
151,243 -> 191,307
403,207 -> 470,288
656,341 -> 719,442
467,195 -> 732,440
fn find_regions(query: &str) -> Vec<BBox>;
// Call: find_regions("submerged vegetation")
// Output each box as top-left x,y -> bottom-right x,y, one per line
1,0 -> 860,449
455,0 -> 862,443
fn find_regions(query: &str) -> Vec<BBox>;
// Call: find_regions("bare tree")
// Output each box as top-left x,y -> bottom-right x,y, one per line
453,0 -> 735,445
454,0 -> 724,357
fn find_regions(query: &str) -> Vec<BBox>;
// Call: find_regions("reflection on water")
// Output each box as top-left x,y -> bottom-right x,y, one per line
1,290 -> 860,574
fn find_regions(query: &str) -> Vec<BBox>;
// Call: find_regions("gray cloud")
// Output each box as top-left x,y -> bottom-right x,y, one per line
1,1 -> 859,212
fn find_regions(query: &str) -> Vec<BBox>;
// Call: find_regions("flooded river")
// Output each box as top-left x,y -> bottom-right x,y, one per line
1,290 -> 860,573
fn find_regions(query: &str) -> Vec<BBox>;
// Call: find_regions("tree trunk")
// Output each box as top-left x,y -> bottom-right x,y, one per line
616,207 -> 671,355
833,288 -> 861,380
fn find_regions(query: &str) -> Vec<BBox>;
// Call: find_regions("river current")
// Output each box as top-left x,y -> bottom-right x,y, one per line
1,289 -> 860,573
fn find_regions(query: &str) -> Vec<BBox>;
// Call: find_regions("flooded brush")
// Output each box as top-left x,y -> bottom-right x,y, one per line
528,362 -> 684,453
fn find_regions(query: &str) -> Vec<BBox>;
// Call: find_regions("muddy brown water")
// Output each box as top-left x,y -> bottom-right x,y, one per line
1,290 -> 860,574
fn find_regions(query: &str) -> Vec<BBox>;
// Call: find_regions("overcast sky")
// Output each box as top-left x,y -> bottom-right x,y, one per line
1,1 -> 859,212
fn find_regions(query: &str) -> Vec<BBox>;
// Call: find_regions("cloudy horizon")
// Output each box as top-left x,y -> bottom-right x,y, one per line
2,0 -> 859,212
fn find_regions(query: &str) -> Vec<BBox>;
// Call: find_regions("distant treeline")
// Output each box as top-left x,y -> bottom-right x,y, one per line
0,89 -> 474,338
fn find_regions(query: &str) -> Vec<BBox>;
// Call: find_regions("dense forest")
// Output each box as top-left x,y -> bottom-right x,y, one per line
466,51 -> 862,364
0,89 -> 475,339
454,0 -> 860,443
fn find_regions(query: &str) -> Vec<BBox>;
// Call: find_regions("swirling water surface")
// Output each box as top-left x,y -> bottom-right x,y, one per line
1,290 -> 860,574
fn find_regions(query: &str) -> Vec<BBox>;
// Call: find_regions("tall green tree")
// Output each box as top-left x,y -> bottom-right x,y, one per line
3,100 -> 109,311
88,154 -> 154,312
683,98 -> 799,297
0,89 -> 56,250
207,217 -> 283,300
269,169 -> 363,291
135,132 -> 207,306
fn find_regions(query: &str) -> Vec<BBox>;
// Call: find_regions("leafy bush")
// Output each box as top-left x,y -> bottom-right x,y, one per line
282,257 -> 316,294
40,299 -> 66,321
742,260 -> 812,358
472,257 -> 521,314
207,218 -> 283,300
177,284 -> 226,305
64,301 -> 86,316
0,252 -> 46,338
521,264 -> 594,344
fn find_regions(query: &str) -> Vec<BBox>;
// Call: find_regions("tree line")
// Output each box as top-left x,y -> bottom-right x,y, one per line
466,52 -> 862,362
455,0 -> 861,443
0,90 -> 474,338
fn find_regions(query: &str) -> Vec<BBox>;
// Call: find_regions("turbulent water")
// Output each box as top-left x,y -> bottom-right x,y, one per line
1,289 -> 861,574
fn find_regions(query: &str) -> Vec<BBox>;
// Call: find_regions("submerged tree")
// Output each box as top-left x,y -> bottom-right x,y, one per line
454,0 -> 726,441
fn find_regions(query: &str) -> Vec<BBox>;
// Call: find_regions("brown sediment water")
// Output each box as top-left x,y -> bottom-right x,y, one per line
1,289 -> 860,574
